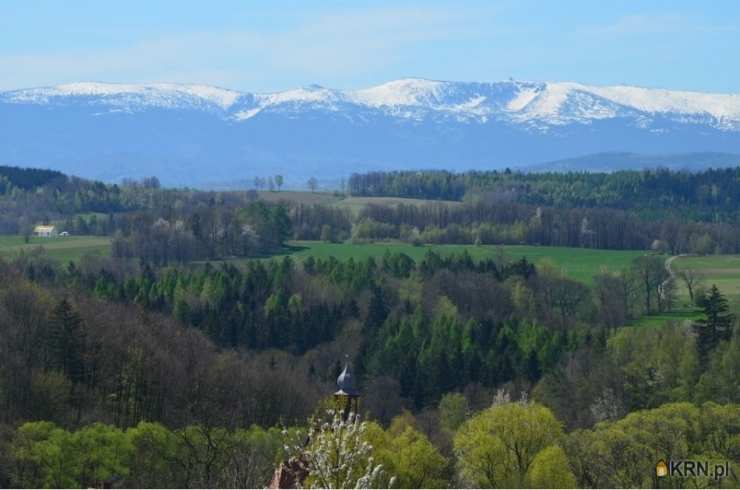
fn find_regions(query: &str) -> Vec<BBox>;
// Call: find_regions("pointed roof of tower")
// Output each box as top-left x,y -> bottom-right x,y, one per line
335,364 -> 359,397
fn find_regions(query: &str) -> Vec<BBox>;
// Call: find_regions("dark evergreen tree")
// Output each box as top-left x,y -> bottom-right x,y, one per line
526,350 -> 542,383
47,298 -> 86,384
693,285 -> 735,368
365,285 -> 389,330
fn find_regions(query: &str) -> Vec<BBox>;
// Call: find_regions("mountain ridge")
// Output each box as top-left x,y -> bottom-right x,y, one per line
5,78 -> 740,128
3,78 -> 740,186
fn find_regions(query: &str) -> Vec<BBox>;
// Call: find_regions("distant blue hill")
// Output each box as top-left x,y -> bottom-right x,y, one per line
524,152 -> 740,173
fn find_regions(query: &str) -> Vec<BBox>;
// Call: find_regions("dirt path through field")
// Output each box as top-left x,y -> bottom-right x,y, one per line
660,253 -> 693,300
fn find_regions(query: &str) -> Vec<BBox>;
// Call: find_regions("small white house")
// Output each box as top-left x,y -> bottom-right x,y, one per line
34,225 -> 58,238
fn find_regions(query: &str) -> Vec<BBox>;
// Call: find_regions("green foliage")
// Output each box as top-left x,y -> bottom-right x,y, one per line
564,402 -> 740,488
631,255 -> 669,314
47,299 -> 86,383
453,401 -> 565,488
0,235 -> 111,263
125,422 -> 178,488
348,169 -> 740,253
4,163 -> 740,490
280,241 -> 643,285
607,323 -> 699,410
0,166 -> 65,191
525,445 -> 576,489
10,422 -> 131,489
367,298 -> 568,406
694,325 -> 740,404
694,285 -> 735,368
366,414 -> 448,488
70,423 -> 132,487
9,421 -> 63,488
7,421 -> 287,489
5,399 -> 739,489
438,393 -> 469,433
348,167 -> 740,225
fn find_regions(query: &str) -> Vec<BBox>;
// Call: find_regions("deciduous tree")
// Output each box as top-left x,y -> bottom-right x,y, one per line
454,401 -> 565,488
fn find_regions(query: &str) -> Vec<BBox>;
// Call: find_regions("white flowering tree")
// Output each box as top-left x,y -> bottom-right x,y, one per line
294,410 -> 393,489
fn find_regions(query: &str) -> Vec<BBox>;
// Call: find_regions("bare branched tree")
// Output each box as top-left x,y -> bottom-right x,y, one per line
678,269 -> 703,303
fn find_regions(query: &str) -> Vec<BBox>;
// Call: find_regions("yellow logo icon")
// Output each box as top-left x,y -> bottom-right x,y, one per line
656,459 -> 669,477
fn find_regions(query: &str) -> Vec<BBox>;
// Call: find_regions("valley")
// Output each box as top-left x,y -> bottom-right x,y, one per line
0,165 -> 737,489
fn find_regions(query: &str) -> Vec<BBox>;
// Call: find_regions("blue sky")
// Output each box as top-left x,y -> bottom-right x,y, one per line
1,0 -> 738,92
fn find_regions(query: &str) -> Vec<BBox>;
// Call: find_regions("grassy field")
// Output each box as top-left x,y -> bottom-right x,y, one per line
257,191 -> 341,206
0,235 -> 111,263
273,241 -> 646,284
672,254 -> 740,307
624,308 -> 705,329
0,232 -> 647,285
257,191 -> 460,216
334,196 -> 461,215
624,253 -> 740,328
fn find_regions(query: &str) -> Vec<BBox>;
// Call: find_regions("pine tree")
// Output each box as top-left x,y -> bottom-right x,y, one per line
693,285 -> 735,368
526,349 -> 542,382
365,286 -> 388,330
47,299 -> 86,384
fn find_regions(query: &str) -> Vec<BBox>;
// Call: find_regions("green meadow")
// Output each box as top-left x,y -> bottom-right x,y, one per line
625,254 -> 740,328
277,240 -> 646,285
672,254 -> 740,307
624,308 -> 705,329
0,231 -> 647,285
0,235 -> 111,263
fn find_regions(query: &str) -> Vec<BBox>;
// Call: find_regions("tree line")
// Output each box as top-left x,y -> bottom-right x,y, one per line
5,163 -> 740,258
348,199 -> 740,253
2,398 -> 736,488
348,167 -> 740,223
110,201 -> 292,265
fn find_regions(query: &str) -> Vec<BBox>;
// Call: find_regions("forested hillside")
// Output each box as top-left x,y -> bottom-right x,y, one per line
0,165 -> 738,488
349,167 -> 740,221
0,165 -> 66,190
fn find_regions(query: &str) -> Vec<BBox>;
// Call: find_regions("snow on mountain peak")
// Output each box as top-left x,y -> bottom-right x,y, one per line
4,78 -> 740,130
5,82 -> 242,110
508,82 -> 623,123
584,84 -> 740,120
259,85 -> 345,106
506,85 -> 541,112
351,78 -> 447,107
54,82 -> 150,96
498,81 -> 740,128
159,84 -> 241,109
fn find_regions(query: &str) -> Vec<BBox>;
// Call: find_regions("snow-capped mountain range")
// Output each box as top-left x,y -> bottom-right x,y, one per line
3,78 -> 740,186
